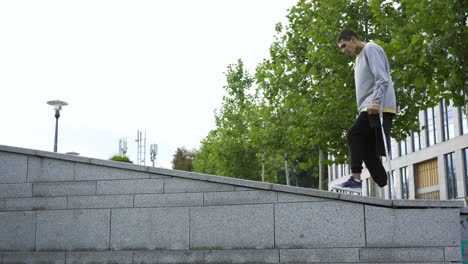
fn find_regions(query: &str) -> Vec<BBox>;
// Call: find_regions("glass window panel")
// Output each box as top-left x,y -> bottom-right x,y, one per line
445,152 -> 458,199
461,105 -> 468,135
442,99 -> 455,140
426,108 -> 437,146
464,149 -> 468,196
412,131 -> 421,151
401,167 -> 409,199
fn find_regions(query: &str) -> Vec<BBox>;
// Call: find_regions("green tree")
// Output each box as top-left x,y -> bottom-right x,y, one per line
171,147 -> 197,172
110,155 -> 133,163
195,0 -> 466,187
194,59 -> 261,180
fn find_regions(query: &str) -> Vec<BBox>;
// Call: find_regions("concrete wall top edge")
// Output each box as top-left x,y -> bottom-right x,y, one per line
0,144 -> 464,209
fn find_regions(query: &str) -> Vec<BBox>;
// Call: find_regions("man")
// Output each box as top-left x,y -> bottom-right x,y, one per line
335,29 -> 397,191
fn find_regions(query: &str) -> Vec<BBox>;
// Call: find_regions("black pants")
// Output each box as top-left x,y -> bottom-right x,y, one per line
347,112 -> 393,176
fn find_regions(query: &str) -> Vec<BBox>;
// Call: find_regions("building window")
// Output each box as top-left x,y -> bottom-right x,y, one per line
425,107 -> 437,147
388,170 -> 396,199
441,99 -> 455,141
401,166 -> 409,199
445,152 -> 458,199
464,149 -> 468,196
461,105 -> 468,135
412,131 -> 421,151
400,138 -> 408,156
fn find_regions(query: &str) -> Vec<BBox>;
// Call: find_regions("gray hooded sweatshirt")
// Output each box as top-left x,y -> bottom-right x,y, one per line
354,42 -> 397,114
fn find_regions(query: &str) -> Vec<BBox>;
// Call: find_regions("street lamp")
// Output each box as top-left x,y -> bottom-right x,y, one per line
47,100 -> 68,152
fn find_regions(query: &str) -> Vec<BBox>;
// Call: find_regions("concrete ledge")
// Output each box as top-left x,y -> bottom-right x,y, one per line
0,144 -> 465,210
393,199 -> 465,208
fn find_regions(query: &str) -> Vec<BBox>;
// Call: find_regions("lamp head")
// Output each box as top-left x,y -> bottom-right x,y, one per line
47,100 -> 68,111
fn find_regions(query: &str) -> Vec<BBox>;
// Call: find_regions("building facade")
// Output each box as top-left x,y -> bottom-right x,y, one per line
328,99 -> 468,200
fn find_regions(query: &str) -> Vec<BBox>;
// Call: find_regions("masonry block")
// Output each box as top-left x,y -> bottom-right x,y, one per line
3,252 -> 65,264
97,179 -> 163,195
365,205 -> 460,247
445,247 -> 462,262
359,247 -> 445,262
111,207 -> 189,250
164,178 -> 235,193
0,183 -> 32,199
75,163 -> 109,180
36,209 -> 110,251
0,152 -> 27,183
204,190 -> 277,206
134,193 -> 203,208
68,195 -> 133,209
0,211 -> 36,251
275,201 -> 365,249
27,157 -> 75,182
75,163 -> 151,181
5,197 -> 67,211
277,192 -> 329,203
133,250 -> 204,264
33,181 -> 96,197
109,167 -> 151,180
280,248 -> 359,263
190,204 -> 274,250
205,249 -> 279,263
66,251 -> 133,264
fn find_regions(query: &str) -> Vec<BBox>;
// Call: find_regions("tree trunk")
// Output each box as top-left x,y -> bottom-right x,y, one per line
284,153 -> 290,186
261,152 -> 265,182
319,147 -> 324,190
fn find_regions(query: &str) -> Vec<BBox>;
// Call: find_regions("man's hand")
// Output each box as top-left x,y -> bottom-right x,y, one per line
368,103 -> 380,115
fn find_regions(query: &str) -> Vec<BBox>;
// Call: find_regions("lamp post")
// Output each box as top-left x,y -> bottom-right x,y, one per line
47,100 -> 68,152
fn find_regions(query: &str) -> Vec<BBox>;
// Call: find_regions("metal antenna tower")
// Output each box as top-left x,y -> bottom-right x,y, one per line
150,144 -> 158,167
119,138 -> 127,156
135,130 -> 146,165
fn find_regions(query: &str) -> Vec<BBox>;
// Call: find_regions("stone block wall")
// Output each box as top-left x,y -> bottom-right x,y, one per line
0,145 -> 463,263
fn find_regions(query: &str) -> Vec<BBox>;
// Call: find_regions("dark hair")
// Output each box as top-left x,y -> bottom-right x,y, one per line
337,29 -> 359,43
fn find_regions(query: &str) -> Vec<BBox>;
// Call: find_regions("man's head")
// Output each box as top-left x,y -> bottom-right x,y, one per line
337,29 -> 363,56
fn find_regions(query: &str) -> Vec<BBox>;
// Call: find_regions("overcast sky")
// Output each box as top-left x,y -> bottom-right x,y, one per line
0,0 -> 297,169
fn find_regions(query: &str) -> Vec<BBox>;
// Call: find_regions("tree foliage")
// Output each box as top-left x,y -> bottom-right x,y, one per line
194,0 -> 467,187
110,155 -> 133,163
171,147 -> 197,172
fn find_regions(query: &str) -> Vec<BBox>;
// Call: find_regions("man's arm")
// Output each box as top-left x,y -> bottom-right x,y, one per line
365,44 -> 390,115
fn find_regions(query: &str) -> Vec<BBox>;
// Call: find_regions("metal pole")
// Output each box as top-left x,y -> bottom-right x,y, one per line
54,110 -> 60,152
